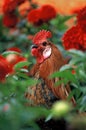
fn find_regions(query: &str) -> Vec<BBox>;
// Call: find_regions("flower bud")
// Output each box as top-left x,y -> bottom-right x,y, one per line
3,103 -> 10,112
51,101 -> 71,118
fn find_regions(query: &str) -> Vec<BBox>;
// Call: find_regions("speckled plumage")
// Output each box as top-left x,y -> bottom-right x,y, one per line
25,70 -> 57,107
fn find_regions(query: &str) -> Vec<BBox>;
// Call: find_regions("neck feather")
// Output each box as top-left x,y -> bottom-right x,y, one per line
39,44 -> 65,79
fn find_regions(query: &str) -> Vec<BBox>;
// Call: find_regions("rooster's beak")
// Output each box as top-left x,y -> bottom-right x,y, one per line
31,45 -> 38,49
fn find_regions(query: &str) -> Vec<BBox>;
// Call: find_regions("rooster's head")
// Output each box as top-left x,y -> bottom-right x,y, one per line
31,30 -> 52,63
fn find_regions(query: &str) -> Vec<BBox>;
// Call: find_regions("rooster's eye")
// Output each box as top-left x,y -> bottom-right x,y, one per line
42,42 -> 47,46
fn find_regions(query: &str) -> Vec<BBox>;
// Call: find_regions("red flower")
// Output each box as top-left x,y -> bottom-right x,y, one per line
2,0 -> 26,14
3,104 -> 10,112
6,47 -> 27,68
7,47 -> 22,53
17,0 -> 26,6
40,5 -> 57,22
0,55 -> 12,82
62,25 -> 86,51
3,13 -> 18,28
27,5 -> 57,25
27,9 -> 42,25
77,6 -> 86,32
71,70 -> 76,75
2,0 -> 17,13
77,6 -> 86,22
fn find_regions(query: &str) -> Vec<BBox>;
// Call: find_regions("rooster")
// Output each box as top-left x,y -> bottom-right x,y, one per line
25,30 -> 76,107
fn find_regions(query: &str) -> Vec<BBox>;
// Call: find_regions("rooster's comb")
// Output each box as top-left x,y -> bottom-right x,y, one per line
32,30 -> 52,44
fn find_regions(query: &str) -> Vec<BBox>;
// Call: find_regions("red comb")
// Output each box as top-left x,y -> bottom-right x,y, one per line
32,30 -> 52,44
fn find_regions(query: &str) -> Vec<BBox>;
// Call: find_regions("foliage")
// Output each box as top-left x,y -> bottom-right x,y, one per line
51,49 -> 86,112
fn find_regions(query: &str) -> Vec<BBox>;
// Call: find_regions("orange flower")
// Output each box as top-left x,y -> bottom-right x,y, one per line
0,55 -> 12,82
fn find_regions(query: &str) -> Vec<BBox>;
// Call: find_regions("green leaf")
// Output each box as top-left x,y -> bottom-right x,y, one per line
57,15 -> 75,23
55,78 -> 68,86
16,72 -> 29,79
22,78 -> 39,87
2,51 -> 21,57
45,114 -> 53,122
50,14 -> 74,25
69,57 -> 84,65
14,61 -> 31,70
79,70 -> 86,79
60,64 -> 72,71
68,49 -> 84,57
50,70 -> 78,84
